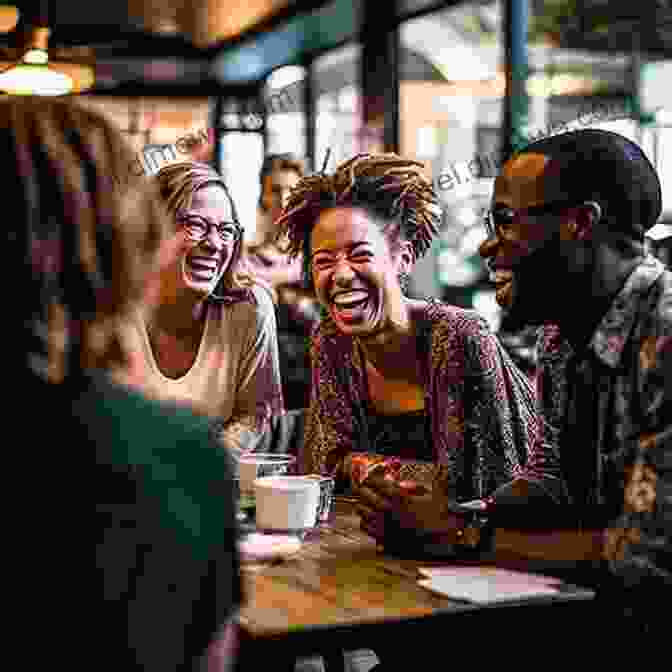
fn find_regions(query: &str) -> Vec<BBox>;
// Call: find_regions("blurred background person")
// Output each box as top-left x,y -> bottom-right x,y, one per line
121,160 -> 284,451
3,97 -> 241,671
246,153 -> 321,411
254,152 -> 304,248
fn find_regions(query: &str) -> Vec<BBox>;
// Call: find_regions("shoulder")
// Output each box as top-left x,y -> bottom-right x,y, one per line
214,283 -> 277,330
422,299 -> 493,345
83,374 -> 233,476
87,373 -> 215,442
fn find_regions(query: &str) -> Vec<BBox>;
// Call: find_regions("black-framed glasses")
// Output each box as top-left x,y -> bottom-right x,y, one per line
176,214 -> 240,244
484,200 -> 580,238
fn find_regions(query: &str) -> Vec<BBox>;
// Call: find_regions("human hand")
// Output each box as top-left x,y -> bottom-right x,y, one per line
355,472 -> 465,544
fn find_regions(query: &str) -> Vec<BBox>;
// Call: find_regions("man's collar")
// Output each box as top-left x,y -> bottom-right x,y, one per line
589,255 -> 666,367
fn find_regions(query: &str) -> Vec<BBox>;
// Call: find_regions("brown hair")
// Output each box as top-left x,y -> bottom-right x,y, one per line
4,96 -> 169,385
258,153 -> 305,212
276,152 -> 441,287
153,160 -> 255,302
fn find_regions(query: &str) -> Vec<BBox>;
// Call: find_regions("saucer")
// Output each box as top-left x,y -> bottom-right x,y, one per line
238,532 -> 303,563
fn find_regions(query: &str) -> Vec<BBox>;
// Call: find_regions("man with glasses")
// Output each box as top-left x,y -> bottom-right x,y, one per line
363,130 -> 670,649
474,129 -> 671,637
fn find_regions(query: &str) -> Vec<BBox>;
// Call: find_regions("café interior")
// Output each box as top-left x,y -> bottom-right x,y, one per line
7,1 -> 670,671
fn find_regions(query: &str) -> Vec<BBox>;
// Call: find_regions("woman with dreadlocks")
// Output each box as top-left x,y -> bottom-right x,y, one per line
277,153 -> 538,546
121,160 -> 284,451
5,98 -> 240,671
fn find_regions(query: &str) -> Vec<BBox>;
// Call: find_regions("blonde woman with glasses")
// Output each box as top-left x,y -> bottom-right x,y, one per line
121,161 -> 284,450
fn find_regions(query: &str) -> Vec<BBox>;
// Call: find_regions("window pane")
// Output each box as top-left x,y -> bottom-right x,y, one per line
400,2 -> 504,306
265,65 -> 307,156
313,43 -> 364,172
219,133 -> 265,243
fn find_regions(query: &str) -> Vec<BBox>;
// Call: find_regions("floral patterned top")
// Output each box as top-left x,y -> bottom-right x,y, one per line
494,255 -> 672,612
302,299 -> 538,499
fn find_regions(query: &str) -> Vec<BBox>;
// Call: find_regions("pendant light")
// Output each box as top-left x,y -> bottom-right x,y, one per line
0,25 -> 73,95
0,2 -> 94,96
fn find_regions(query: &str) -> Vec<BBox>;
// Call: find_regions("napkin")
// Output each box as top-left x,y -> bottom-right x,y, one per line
417,567 -> 561,604
238,533 -> 302,563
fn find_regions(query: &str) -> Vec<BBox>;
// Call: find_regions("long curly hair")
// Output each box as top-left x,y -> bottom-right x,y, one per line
275,153 -> 441,289
4,96 -> 169,386
153,161 -> 255,303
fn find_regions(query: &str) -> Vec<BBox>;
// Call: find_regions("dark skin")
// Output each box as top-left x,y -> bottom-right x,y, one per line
478,151 -> 645,350
355,472 -> 466,544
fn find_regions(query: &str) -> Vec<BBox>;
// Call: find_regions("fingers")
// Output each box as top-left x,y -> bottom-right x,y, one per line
398,480 -> 429,496
357,485 -> 394,512
364,472 -> 404,501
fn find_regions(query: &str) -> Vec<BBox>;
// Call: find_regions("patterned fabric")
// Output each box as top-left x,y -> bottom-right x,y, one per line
302,299 -> 538,499
505,256 -> 672,601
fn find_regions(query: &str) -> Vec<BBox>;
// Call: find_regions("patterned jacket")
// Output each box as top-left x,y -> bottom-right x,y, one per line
496,256 -> 672,614
302,299 -> 538,500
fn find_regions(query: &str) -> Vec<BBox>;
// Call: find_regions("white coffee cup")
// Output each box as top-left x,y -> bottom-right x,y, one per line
254,476 -> 320,532
237,453 -> 295,497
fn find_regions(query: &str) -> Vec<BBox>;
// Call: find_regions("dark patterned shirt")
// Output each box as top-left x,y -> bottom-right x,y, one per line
496,255 -> 672,615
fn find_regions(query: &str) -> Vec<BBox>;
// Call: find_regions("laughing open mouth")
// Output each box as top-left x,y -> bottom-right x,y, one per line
185,255 -> 221,280
332,290 -> 369,309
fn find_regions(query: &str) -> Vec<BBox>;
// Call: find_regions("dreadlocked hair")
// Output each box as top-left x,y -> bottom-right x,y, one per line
4,96 -> 169,386
153,161 -> 255,303
276,153 -> 442,265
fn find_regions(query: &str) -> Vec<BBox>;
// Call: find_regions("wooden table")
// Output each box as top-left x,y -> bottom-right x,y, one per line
236,499 -> 596,669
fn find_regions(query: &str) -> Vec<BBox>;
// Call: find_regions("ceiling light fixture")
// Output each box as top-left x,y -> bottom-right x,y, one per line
0,26 -> 73,95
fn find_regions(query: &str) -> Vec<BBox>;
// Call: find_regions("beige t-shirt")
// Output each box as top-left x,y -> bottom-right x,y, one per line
124,285 -> 284,446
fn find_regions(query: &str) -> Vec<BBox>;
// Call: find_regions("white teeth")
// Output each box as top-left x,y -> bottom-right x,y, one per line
189,258 -> 218,272
332,291 -> 368,306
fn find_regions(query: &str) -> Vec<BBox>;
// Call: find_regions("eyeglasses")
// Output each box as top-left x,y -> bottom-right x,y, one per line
176,214 -> 240,243
484,200 -> 580,239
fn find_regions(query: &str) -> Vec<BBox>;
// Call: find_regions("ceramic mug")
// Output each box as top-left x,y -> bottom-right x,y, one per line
301,475 -> 335,524
254,476 -> 320,532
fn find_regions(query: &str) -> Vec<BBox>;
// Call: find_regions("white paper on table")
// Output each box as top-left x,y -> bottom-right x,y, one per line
416,567 -> 562,604
418,566 -> 563,585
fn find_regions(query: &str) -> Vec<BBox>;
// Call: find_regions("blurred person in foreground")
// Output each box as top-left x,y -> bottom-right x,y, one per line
120,160 -> 284,451
358,129 -> 671,643
4,97 -> 241,670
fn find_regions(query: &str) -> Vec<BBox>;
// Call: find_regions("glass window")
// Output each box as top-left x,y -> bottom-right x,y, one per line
72,95 -> 212,173
313,43 -> 363,172
400,2 -> 504,305
400,1 -> 670,317
264,65 -> 307,157
218,132 -> 265,243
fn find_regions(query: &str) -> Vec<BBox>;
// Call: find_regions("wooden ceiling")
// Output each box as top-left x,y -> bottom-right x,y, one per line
7,1 -> 320,50
126,0 -> 295,48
